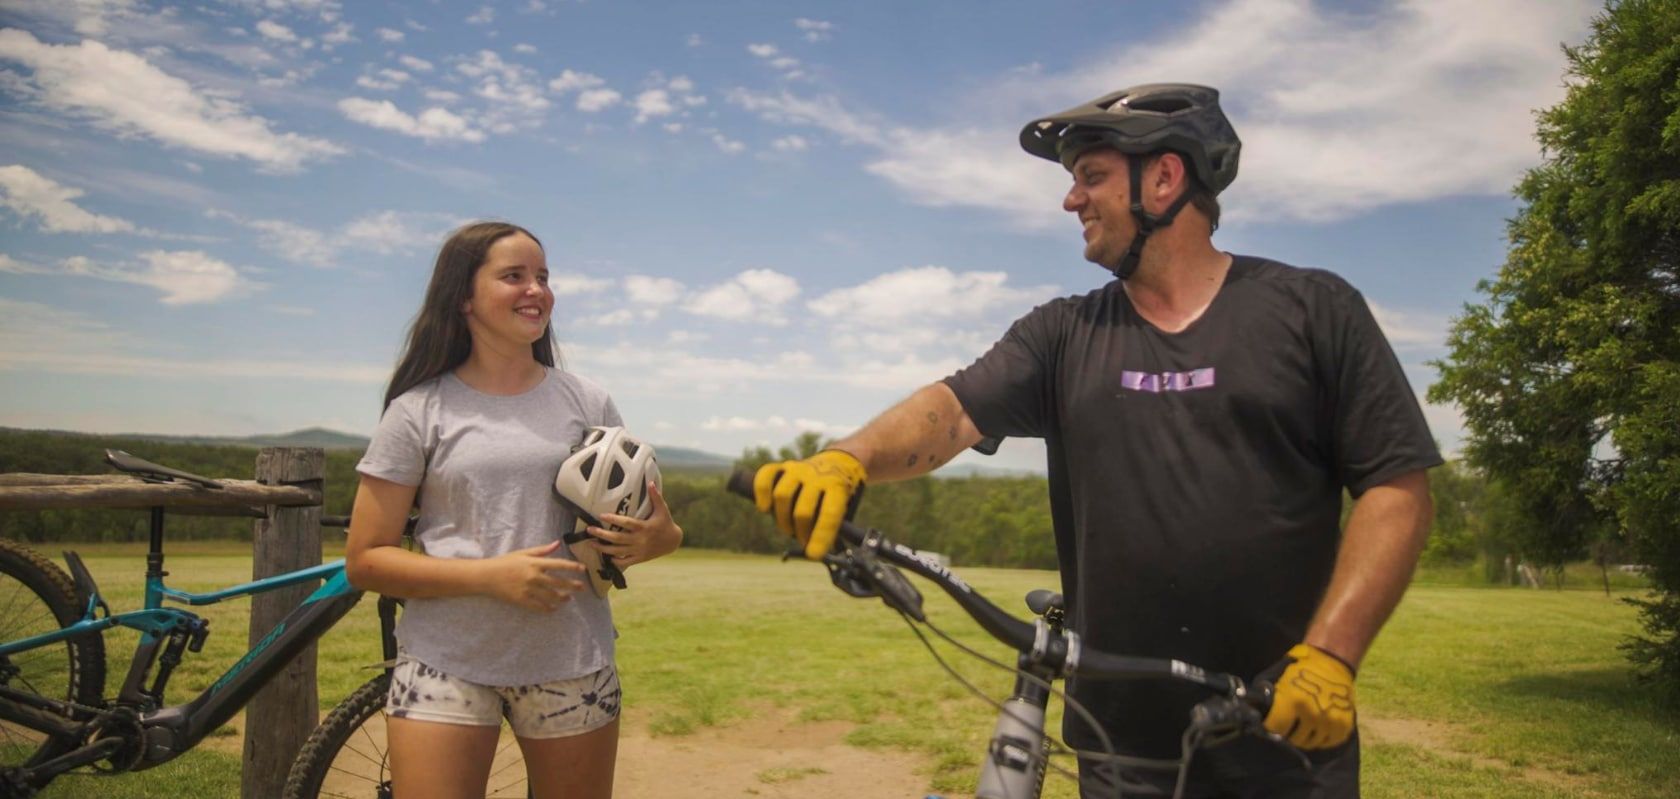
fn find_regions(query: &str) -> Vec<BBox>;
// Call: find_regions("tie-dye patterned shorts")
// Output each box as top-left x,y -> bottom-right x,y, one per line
386,654 -> 622,739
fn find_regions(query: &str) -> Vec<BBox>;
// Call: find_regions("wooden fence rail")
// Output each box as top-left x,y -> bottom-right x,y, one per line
0,447 -> 327,799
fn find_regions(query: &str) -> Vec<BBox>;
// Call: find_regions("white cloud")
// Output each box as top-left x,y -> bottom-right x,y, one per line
711,133 -> 745,154
0,165 -> 136,234
424,89 -> 460,103
549,69 -> 605,93
625,275 -> 684,306
686,33 -> 703,48
210,208 -> 456,265
53,250 -> 257,305
807,266 -> 1058,327
465,6 -> 494,25
376,27 -> 405,42
633,89 -> 674,123
337,97 -> 486,142
321,22 -> 355,48
668,75 -> 695,93
1368,301 -> 1449,354
795,18 -> 834,42
702,414 -> 848,434
724,0 -> 1594,228
771,135 -> 808,152
398,54 -> 433,72
576,88 -> 621,112
747,43 -> 803,78
456,50 -> 549,125
356,70 -> 406,91
551,69 -> 622,112
337,210 -> 454,255
513,43 -> 538,55
230,214 -> 332,265
583,309 -> 636,326
0,30 -> 342,171
2,0 -> 145,38
1015,0 -> 1596,221
255,20 -> 298,43
726,89 -> 885,147
550,273 -> 613,296
0,252 -> 51,275
685,269 -> 800,324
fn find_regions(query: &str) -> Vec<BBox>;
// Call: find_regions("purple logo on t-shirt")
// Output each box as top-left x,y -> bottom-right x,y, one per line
1120,367 -> 1215,393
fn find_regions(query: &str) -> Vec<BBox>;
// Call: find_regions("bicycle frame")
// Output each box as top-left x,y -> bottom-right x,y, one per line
0,507 -> 363,783
722,472 -> 1274,799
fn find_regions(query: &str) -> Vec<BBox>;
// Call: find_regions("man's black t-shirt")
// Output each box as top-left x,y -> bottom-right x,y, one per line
943,255 -> 1442,757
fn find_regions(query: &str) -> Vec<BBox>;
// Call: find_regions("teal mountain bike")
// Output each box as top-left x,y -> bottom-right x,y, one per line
0,450 -> 363,797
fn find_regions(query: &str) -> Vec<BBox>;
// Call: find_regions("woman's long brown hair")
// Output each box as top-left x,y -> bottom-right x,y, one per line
382,221 -> 559,411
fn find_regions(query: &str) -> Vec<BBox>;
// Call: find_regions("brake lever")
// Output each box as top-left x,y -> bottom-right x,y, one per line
822,550 -> 883,599
855,545 -> 925,622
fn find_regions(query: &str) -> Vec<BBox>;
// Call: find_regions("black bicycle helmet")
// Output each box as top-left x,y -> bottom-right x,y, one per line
1020,83 -> 1240,193
1020,84 -> 1241,279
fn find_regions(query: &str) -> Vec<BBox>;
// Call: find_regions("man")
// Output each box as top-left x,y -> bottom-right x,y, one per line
754,83 -> 1438,797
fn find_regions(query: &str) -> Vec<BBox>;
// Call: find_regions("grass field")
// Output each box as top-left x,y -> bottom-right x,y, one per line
8,541 -> 1678,798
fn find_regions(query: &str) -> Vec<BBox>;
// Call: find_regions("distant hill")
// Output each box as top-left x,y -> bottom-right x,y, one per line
657,446 -> 733,472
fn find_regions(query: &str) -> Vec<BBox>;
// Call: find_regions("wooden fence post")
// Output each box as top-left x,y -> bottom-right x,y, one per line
242,447 -> 324,799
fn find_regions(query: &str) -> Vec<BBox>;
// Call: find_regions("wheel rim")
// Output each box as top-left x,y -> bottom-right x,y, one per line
0,575 -> 77,767
312,707 -> 529,799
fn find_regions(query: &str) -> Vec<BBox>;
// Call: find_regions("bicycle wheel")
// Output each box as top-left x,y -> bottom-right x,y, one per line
0,539 -> 107,770
283,672 -> 531,799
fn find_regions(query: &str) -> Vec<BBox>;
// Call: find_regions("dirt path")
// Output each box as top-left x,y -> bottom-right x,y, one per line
209,707 -> 958,798
616,709 -> 954,799
1361,716 -> 1602,797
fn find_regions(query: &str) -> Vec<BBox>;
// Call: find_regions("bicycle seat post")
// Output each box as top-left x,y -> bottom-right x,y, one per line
144,506 -> 169,609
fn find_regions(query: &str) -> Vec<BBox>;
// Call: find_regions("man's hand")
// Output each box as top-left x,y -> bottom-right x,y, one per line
1260,643 -> 1357,749
753,449 -> 867,559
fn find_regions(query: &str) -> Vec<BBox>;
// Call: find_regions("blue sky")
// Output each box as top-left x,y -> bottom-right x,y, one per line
0,0 -> 1599,473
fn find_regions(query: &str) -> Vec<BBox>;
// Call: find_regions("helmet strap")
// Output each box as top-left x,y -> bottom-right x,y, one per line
1113,153 -> 1196,281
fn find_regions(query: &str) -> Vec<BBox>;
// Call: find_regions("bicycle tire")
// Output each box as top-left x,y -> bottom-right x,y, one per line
283,672 -> 532,799
0,539 -> 107,772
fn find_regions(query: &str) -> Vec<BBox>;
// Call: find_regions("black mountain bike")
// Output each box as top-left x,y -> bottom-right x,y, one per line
724,471 -> 1304,799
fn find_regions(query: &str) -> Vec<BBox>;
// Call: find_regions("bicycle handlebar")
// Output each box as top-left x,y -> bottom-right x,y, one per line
725,470 -> 1262,700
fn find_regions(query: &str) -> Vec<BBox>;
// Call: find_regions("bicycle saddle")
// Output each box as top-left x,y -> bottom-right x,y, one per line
105,449 -> 224,489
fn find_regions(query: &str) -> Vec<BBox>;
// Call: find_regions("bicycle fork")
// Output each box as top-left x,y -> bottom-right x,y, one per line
976,660 -> 1055,799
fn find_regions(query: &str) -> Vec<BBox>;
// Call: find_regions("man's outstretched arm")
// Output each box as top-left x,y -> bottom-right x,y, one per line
754,382 -> 984,557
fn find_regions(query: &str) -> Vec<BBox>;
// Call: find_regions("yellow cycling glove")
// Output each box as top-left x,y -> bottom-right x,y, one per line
1261,643 -> 1357,750
753,450 -> 867,560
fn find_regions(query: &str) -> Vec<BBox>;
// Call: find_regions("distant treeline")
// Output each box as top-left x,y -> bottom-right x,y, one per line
0,429 -> 363,542
0,428 -> 1600,579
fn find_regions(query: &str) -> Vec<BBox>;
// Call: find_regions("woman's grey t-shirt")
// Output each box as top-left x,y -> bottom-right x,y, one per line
357,369 -> 621,686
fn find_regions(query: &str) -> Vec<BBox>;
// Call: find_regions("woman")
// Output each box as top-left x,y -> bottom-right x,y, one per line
346,221 -> 682,799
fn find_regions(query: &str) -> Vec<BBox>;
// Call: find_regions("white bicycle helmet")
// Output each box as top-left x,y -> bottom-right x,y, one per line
554,426 -> 662,597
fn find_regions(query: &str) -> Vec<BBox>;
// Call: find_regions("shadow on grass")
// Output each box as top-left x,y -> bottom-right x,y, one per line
1498,667 -> 1679,734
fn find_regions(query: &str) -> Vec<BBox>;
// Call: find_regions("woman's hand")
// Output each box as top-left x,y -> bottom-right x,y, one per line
475,541 -> 588,612
589,481 -> 683,569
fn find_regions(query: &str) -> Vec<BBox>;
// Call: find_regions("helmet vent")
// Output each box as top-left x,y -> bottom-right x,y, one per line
578,452 -> 597,477
608,462 -> 625,489
1126,96 -> 1192,114
621,439 -> 639,457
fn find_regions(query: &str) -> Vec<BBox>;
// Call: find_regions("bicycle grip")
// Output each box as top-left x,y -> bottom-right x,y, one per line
726,469 -> 755,500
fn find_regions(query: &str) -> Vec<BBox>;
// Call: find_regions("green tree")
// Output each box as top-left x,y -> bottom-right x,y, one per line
1429,0 -> 1680,695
